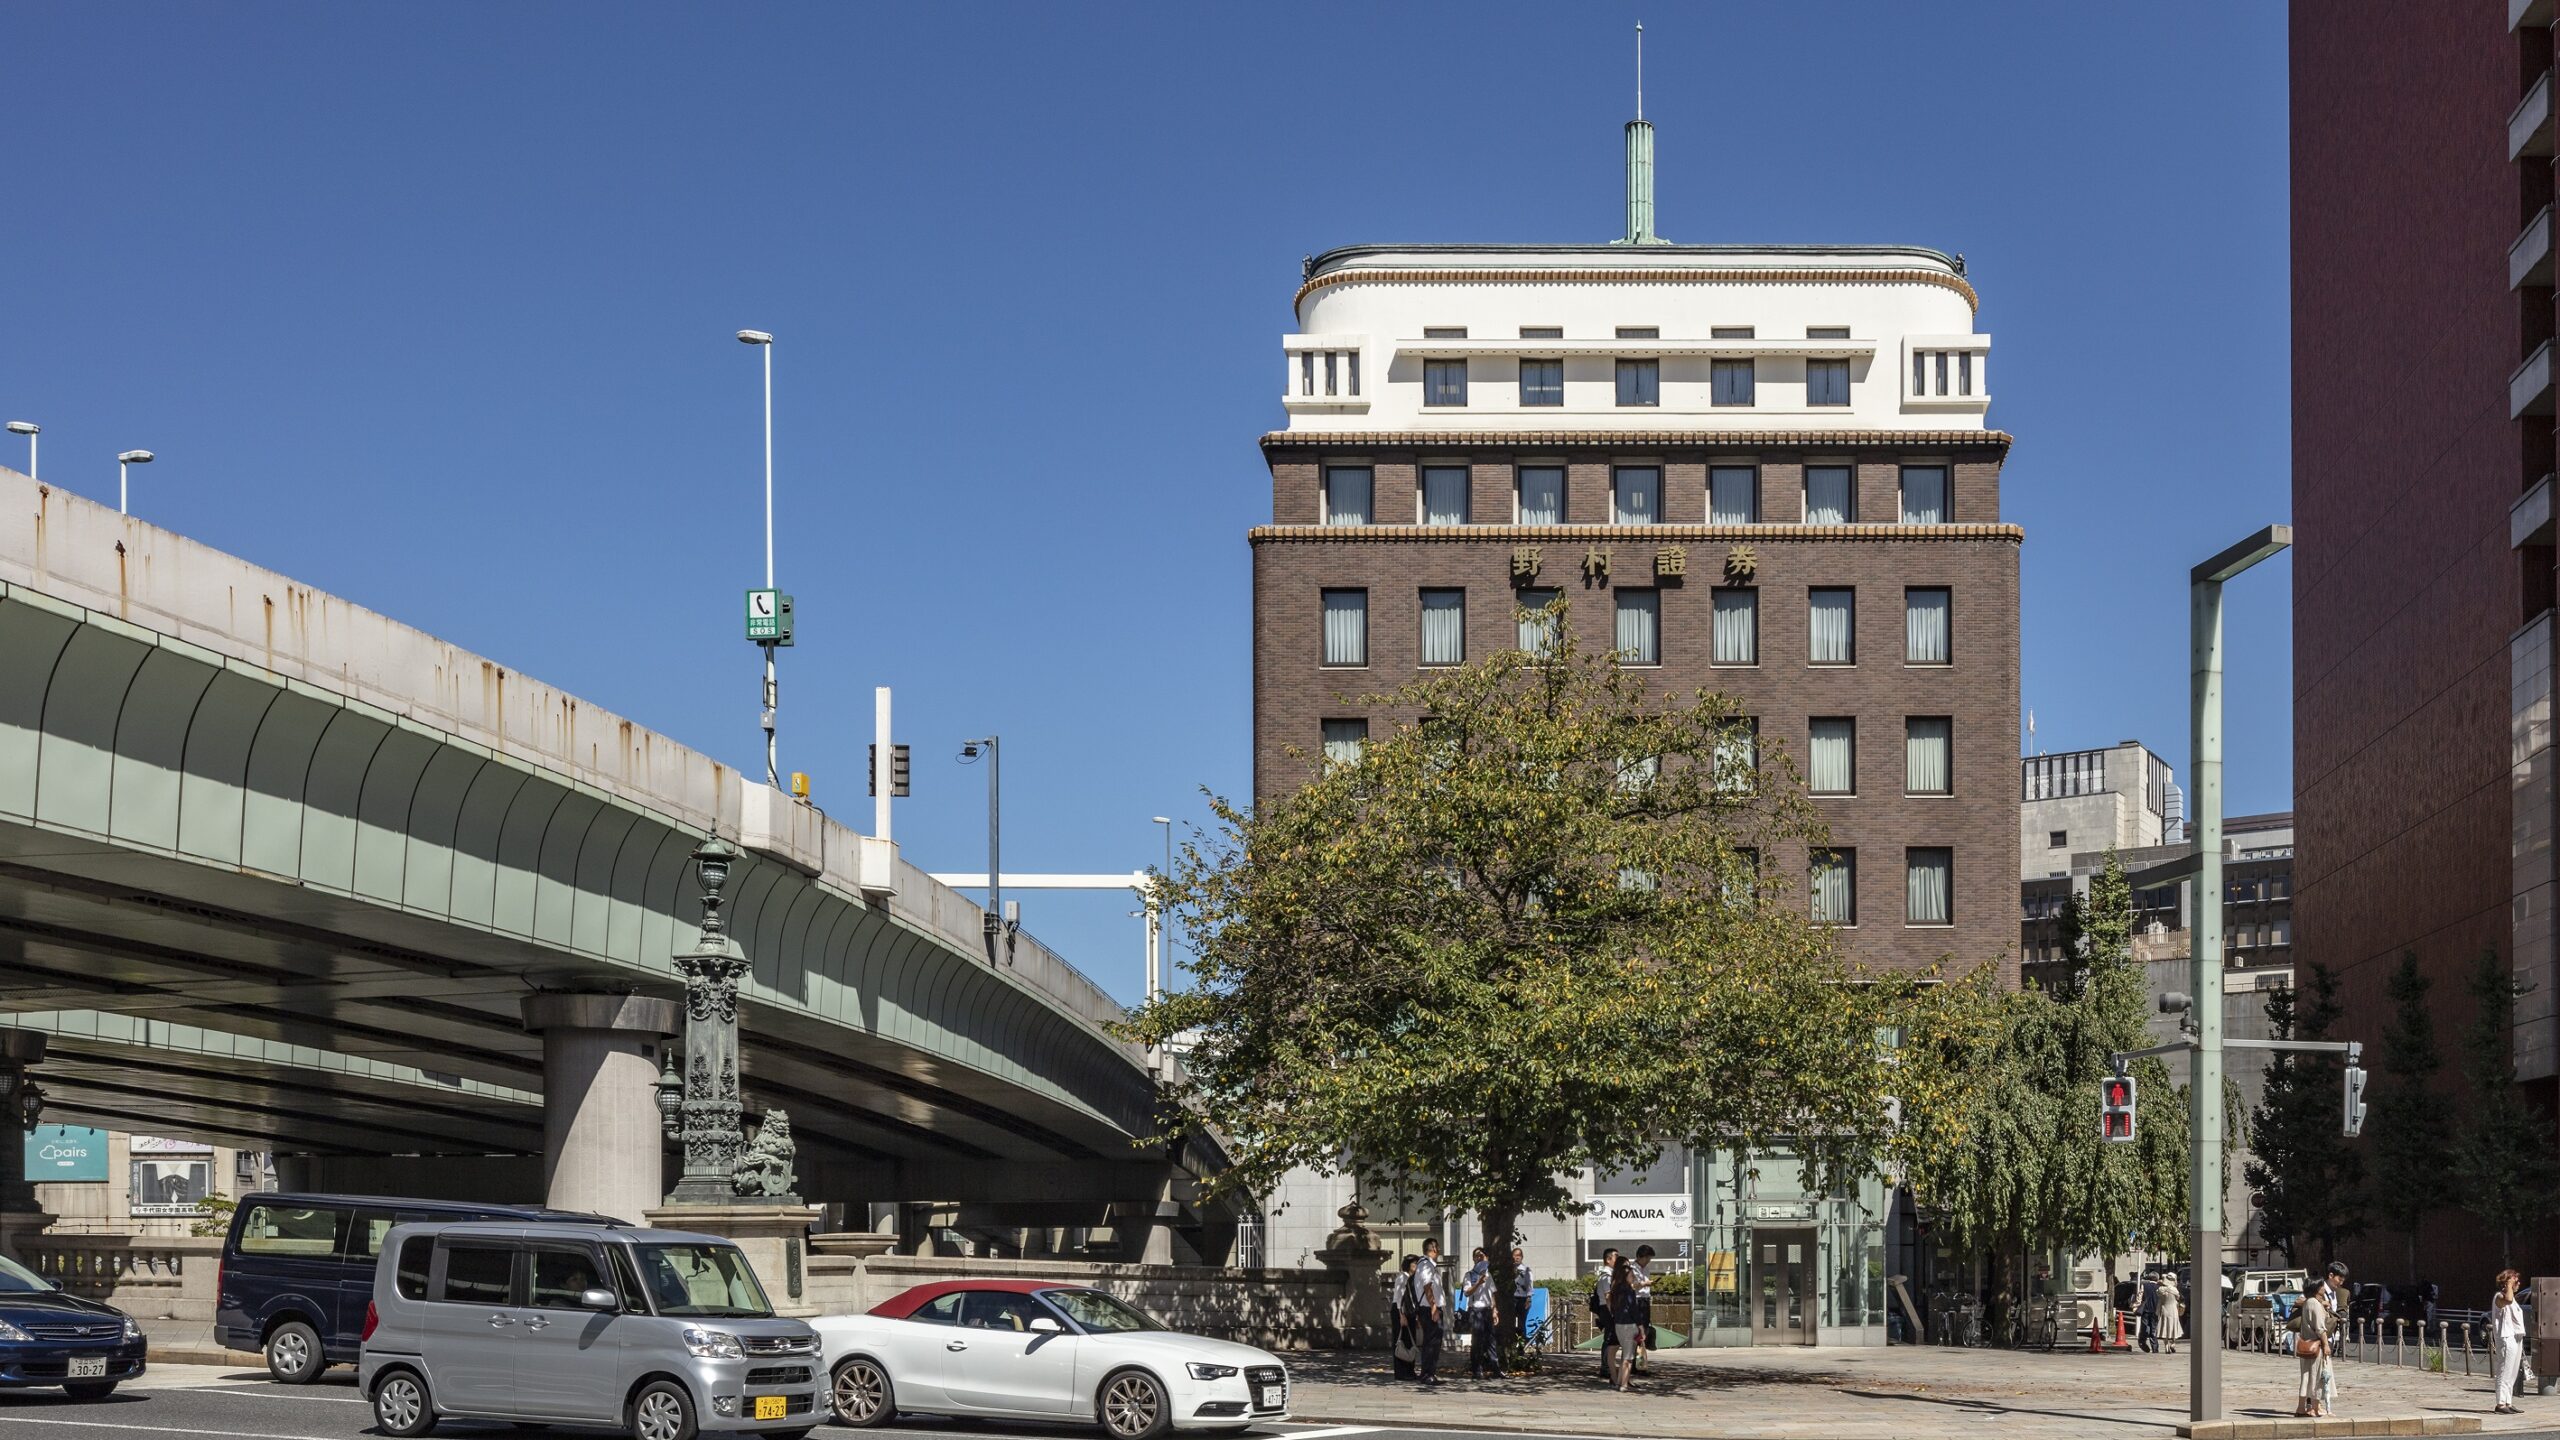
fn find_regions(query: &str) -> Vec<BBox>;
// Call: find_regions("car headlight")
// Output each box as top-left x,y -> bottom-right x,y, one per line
121,1316 -> 140,1341
1187,1362 -> 1240,1381
681,1326 -> 743,1360
0,1320 -> 30,1343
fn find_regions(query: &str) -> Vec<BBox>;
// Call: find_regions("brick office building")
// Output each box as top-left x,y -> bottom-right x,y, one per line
1248,120 -> 2021,1344
2293,3 -> 2560,1282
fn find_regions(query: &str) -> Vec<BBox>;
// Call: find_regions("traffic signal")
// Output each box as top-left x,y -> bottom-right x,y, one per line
2100,1074 -> 2137,1143
868,743 -> 912,798
2342,1063 -> 2368,1137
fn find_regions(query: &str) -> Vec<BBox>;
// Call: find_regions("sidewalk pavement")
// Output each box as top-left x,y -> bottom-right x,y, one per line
1284,1344 -> 2539,1439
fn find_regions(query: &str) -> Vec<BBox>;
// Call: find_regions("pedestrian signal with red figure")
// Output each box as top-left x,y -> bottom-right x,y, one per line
2100,1073 -> 2137,1143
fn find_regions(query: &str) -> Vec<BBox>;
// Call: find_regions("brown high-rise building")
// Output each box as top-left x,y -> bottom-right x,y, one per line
2293,2 -> 2560,1280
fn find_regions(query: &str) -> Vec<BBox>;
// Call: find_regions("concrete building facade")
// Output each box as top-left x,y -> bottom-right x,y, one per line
2292,1 -> 2560,1282
1250,115 -> 2021,1345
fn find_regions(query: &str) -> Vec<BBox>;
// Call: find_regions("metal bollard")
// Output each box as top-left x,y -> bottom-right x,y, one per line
2393,1317 -> 2405,1368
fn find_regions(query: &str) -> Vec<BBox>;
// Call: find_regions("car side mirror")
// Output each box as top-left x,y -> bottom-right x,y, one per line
1028,1316 -> 1063,1333
578,1288 -> 620,1312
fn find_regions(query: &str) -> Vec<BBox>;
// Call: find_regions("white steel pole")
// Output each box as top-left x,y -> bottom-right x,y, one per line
119,459 -> 127,515
761,339 -> 778,789
24,433 -> 32,482
874,686 -> 893,841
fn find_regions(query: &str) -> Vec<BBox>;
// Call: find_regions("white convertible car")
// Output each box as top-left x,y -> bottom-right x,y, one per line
812,1280 -> 1289,1438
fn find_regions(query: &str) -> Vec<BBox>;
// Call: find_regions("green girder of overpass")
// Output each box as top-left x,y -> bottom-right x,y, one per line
0,474 -> 1219,1210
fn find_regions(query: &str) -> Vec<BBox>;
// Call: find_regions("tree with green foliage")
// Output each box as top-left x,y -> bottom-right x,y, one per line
2243,962 -> 2366,1267
2452,947 -> 2560,1267
1904,854 -> 2212,1292
2364,951 -> 2453,1282
1124,606 -> 1997,1364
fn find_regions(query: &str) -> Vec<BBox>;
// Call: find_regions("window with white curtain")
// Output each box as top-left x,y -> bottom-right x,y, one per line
1615,589 -> 1660,665
1811,849 -> 1856,924
1613,467 -> 1661,524
1809,588 -> 1855,665
1714,720 -> 1759,794
1807,358 -> 1850,407
1724,847 -> 1759,906
1901,465 -> 1950,524
1323,467 -> 1372,526
1616,754 -> 1659,793
1420,588 -> 1465,666
1711,587 -> 1758,665
1421,466 -> 1470,525
1905,716 -> 1952,794
1616,358 -> 1659,407
1905,588 -> 1951,664
1906,848 -> 1952,925
1712,358 -> 1756,407
1804,465 -> 1853,525
1809,718 -> 1855,795
1710,466 -> 1757,524
1516,588 -> 1561,656
1518,466 -> 1566,525
1321,589 -> 1368,667
1321,719 -> 1368,768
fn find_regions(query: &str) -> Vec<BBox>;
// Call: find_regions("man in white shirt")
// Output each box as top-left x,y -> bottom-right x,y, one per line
1631,1246 -> 1657,1373
1413,1239 -> 1446,1387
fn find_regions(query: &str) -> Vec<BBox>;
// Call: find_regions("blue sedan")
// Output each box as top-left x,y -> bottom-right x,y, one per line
0,1254 -> 145,1398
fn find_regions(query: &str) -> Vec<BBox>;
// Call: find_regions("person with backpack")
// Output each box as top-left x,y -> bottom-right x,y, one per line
1606,1255 -> 1646,1392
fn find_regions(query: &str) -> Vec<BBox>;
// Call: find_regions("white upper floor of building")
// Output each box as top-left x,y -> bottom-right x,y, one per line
1283,241 -> 1991,435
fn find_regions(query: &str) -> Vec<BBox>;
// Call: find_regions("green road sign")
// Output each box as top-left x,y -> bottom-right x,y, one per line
746,588 -> 781,642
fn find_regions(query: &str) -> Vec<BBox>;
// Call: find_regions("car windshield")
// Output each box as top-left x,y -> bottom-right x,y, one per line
630,1243 -> 772,1319
0,1256 -> 52,1295
1045,1289 -> 1163,1334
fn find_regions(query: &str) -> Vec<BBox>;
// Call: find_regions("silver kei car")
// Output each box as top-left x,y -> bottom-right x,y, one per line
357,1221 -> 823,1440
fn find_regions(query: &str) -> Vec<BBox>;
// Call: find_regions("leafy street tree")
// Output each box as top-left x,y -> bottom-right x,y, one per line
1123,606 -> 1996,1363
2452,947 -> 2560,1267
2364,951 -> 2453,1282
2243,962 -> 2367,1267
1904,854 -> 2206,1298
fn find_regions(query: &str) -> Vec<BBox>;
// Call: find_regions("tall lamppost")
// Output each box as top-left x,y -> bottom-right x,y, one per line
658,837 -> 752,1205
737,329 -> 780,789
116,450 -> 153,516
1148,816 -> 1173,1003
2185,523 -> 2290,1424
6,423 -> 34,480
960,738 -> 1012,963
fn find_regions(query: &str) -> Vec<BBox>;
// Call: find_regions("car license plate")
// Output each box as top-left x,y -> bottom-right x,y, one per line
67,1357 -> 106,1380
751,1395 -> 786,1421
1254,1383 -> 1281,1409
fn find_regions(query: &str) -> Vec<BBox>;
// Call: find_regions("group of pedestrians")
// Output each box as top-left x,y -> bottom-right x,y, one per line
2120,1270 -> 2185,1354
1390,1238 -> 1536,1388
1590,1244 -> 1657,1391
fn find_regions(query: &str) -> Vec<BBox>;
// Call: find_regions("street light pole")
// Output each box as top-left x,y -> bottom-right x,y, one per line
2186,523 -> 2290,1425
961,738 -> 1008,963
737,330 -> 778,788
5,423 -> 34,480
116,449 -> 153,516
1148,816 -> 1173,1003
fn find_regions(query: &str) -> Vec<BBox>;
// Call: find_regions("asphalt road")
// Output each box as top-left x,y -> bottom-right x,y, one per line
0,1365 -> 1647,1440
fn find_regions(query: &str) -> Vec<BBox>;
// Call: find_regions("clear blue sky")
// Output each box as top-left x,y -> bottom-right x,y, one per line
2,3 -> 2291,1005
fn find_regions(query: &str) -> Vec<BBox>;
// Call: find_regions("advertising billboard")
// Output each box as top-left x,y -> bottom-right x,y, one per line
25,1126 -> 107,1183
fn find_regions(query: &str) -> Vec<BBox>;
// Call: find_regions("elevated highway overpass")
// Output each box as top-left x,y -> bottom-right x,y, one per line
0,469 -> 1225,1257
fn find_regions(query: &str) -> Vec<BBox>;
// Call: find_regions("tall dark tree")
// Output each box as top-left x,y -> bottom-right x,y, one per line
2364,951 -> 2452,1282
2243,962 -> 2366,1267
2452,947 -> 2560,1267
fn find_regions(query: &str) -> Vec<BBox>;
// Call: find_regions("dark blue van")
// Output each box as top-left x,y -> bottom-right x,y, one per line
216,1192 -> 620,1383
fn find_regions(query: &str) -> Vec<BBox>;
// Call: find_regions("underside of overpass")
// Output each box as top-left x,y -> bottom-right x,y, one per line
0,471 -> 1232,1256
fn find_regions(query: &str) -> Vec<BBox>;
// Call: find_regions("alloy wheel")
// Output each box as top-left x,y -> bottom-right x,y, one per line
1101,1373 -> 1162,1438
376,1376 -> 422,1431
635,1390 -> 686,1440
832,1361 -> 887,1423
271,1331 -> 309,1376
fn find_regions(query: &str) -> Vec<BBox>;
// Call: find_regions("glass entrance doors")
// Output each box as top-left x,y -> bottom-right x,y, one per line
1751,1228 -> 1815,1345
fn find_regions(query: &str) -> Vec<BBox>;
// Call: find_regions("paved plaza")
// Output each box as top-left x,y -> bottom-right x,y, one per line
1283,1344 -> 2549,1439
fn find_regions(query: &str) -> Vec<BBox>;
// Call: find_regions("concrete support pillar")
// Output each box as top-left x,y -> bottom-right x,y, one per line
521,993 -> 680,1224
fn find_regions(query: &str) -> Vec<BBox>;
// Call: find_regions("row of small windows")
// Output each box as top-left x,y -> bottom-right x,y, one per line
1300,350 -> 1361,398
1320,464 -> 1950,526
1316,586 -> 1953,669
1420,325 -> 1854,410
1321,715 -> 1952,800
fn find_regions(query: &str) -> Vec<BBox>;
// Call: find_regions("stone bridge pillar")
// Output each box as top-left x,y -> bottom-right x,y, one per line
521,993 -> 679,1224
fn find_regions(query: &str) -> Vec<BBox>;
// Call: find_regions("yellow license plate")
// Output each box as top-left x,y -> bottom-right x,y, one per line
752,1396 -> 787,1421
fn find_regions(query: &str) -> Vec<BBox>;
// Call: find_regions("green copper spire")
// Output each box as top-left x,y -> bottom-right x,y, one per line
1616,23 -> 1669,245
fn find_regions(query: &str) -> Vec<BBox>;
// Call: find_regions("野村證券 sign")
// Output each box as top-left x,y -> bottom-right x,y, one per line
24,1125 -> 107,1183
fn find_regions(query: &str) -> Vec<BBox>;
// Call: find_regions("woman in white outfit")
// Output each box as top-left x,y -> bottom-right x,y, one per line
2157,1272 -> 2184,1355
2493,1268 -> 2527,1414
